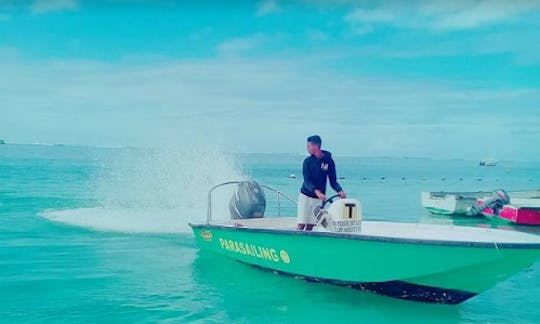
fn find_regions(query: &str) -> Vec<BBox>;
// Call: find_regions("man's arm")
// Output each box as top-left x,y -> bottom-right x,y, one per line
302,159 -> 317,193
328,159 -> 343,193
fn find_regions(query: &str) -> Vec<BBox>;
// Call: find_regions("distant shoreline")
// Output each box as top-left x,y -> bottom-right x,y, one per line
1,142 -> 538,163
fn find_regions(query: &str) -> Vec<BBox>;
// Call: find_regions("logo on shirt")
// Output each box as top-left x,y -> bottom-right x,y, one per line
321,162 -> 329,171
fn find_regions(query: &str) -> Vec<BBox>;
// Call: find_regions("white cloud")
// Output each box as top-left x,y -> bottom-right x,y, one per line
307,29 -> 329,41
256,0 -> 280,16
31,0 -> 77,15
341,0 -> 540,63
431,1 -> 540,30
188,26 -> 214,41
1,55 -> 539,160
349,27 -> 540,65
216,34 -> 268,55
344,7 -> 396,25
0,47 -> 18,59
345,0 -> 540,32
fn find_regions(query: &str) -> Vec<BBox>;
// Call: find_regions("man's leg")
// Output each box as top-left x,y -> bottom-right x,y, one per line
304,196 -> 320,231
297,193 -> 308,231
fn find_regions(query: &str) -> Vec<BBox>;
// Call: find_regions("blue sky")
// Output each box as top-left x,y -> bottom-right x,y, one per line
1,0 -> 539,160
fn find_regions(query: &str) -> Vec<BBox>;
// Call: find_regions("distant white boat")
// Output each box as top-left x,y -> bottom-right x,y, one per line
479,159 -> 497,166
289,174 -> 296,179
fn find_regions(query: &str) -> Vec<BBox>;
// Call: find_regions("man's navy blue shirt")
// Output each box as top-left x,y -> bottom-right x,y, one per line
300,150 -> 343,199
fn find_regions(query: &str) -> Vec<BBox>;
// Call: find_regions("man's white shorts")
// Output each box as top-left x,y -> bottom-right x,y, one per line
297,193 -> 321,225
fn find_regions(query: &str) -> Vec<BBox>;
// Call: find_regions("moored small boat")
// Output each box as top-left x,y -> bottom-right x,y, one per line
422,190 -> 540,225
421,191 -> 491,215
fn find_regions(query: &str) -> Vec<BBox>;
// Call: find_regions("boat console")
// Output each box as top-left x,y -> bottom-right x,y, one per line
314,197 -> 363,233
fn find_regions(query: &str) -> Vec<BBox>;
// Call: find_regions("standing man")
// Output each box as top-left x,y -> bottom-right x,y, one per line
297,135 -> 346,231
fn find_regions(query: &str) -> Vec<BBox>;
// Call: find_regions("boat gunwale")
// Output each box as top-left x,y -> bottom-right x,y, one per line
495,204 -> 540,211
476,198 -> 540,211
508,205 -> 540,211
189,223 -> 540,249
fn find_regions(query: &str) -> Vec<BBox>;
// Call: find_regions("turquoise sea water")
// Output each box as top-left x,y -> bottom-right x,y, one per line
1,144 -> 539,323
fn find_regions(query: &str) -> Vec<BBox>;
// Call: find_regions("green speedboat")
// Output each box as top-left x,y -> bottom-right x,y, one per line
190,181 -> 540,304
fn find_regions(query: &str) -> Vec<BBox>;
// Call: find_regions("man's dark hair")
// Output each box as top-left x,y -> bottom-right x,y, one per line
307,135 -> 322,146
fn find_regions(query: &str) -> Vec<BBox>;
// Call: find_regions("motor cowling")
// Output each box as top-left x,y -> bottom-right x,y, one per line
467,189 -> 510,216
229,181 -> 266,219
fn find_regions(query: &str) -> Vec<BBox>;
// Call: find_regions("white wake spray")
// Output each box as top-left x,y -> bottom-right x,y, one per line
40,145 -> 245,233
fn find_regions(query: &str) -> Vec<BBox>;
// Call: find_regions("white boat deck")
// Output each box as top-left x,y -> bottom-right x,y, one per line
510,198 -> 540,208
213,217 -> 540,244
510,189 -> 540,199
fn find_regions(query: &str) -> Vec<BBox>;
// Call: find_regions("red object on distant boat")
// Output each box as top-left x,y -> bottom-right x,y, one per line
477,198 -> 540,225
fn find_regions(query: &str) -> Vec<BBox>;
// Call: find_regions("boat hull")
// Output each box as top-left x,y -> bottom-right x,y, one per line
190,222 -> 540,304
479,199 -> 540,225
421,192 -> 487,215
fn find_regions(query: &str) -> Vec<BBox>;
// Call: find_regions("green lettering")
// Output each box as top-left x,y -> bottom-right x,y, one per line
256,246 -> 265,259
250,245 -> 258,256
261,247 -> 271,260
270,249 -> 279,262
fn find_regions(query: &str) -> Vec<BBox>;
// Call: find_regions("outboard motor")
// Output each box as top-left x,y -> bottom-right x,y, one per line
229,181 -> 266,219
467,189 -> 510,216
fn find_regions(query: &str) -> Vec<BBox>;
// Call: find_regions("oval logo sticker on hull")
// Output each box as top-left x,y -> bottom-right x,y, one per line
200,230 -> 213,242
280,250 -> 290,264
